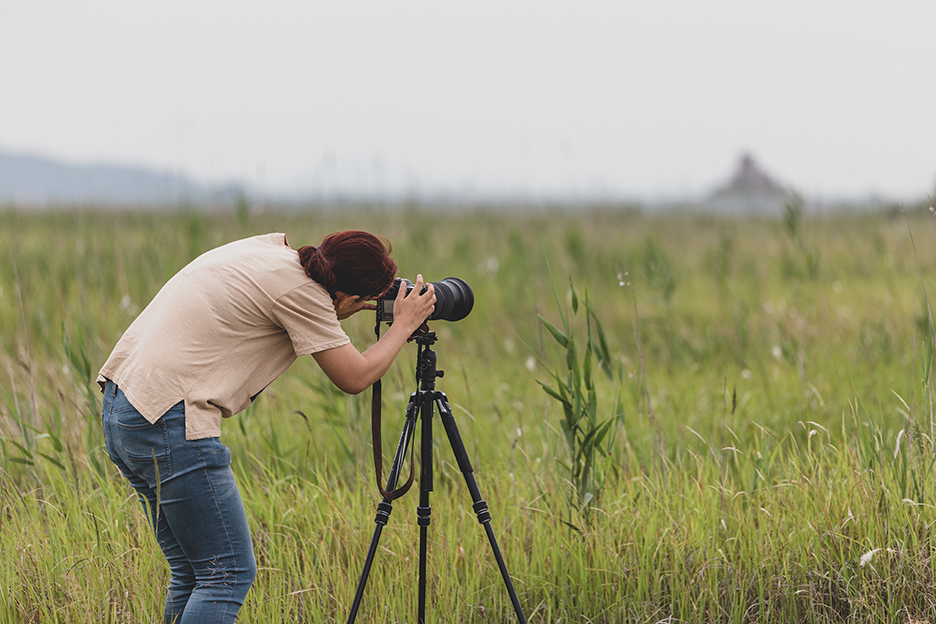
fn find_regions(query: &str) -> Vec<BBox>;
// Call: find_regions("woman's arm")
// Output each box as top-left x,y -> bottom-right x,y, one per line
312,275 -> 436,394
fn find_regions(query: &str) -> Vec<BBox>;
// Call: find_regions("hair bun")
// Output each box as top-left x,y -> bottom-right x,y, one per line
297,231 -> 397,299
298,245 -> 336,292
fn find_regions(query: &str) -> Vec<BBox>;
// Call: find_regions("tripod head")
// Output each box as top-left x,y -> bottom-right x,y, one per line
414,331 -> 437,347
415,331 -> 443,390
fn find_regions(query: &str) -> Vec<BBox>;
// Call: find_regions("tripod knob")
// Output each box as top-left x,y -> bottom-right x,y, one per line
437,370 -> 444,378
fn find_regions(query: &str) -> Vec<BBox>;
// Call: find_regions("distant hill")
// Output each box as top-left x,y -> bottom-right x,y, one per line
0,148 -> 237,207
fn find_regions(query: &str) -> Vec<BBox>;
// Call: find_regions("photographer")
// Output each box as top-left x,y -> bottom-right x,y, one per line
97,230 -> 436,624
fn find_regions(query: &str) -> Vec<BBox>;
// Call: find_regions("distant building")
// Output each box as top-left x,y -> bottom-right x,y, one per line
702,153 -> 796,215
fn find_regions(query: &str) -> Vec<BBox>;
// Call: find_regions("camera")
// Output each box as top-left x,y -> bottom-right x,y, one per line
377,277 -> 473,323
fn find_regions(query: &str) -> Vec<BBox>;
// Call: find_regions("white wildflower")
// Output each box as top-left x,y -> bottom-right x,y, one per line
859,549 -> 880,567
617,270 -> 630,287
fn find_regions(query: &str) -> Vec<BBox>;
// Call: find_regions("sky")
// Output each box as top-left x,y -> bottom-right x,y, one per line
2,1 -> 935,202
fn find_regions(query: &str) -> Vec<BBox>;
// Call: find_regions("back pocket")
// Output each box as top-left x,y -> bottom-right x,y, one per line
117,412 -> 173,484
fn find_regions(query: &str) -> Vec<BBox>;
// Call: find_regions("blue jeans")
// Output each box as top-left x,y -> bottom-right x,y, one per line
101,381 -> 257,624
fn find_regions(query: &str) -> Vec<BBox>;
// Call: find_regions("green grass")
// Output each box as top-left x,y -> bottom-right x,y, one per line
1,205 -> 935,622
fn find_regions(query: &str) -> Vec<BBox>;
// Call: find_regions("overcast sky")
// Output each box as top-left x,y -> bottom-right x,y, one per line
2,1 -> 934,201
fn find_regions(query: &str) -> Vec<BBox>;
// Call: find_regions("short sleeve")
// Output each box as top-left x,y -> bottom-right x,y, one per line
270,282 -> 351,356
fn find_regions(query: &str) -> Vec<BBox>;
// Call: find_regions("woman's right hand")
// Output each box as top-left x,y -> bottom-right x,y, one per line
312,274 -> 437,394
392,274 -> 436,333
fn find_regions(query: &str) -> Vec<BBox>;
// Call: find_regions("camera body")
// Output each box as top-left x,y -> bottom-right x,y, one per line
376,277 -> 473,323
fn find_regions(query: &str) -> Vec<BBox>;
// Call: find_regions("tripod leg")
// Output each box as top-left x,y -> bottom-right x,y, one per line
435,396 -> 529,624
417,391 -> 434,624
347,396 -> 419,624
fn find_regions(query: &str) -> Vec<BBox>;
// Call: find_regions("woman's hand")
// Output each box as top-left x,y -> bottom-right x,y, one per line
391,274 -> 436,332
333,294 -> 375,320
312,274 -> 437,394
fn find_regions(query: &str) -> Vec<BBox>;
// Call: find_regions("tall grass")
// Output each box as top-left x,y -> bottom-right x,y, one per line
1,205 -> 936,622
537,277 -> 624,518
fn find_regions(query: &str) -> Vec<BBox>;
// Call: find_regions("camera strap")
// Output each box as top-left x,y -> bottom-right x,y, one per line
371,378 -> 415,500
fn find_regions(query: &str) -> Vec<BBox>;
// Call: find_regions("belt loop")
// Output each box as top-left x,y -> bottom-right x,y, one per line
109,380 -> 118,399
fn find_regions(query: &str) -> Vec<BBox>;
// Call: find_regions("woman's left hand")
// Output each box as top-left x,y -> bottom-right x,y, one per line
334,293 -> 376,320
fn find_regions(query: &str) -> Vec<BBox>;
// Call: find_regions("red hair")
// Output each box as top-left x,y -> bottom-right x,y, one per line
297,230 -> 397,299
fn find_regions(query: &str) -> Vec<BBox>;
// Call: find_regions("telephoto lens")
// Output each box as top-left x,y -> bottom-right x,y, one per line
378,277 -> 473,323
428,277 -> 473,321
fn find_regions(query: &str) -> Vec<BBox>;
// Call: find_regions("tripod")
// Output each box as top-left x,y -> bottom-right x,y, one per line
347,331 -> 528,624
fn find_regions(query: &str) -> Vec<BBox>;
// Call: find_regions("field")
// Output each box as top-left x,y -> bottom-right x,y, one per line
2,205 -> 936,623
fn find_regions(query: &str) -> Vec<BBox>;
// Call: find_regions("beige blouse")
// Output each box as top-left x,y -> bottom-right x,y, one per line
98,233 -> 350,440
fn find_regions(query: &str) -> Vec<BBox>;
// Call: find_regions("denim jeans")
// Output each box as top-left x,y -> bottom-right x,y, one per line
101,380 -> 257,624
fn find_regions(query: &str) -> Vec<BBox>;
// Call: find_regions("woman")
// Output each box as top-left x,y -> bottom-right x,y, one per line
98,230 -> 436,624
